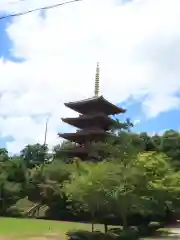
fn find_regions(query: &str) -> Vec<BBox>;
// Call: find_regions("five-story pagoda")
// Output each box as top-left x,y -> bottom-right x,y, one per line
58,63 -> 126,160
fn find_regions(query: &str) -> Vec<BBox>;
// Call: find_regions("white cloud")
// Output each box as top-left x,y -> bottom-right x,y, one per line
0,0 -> 180,153
133,119 -> 141,126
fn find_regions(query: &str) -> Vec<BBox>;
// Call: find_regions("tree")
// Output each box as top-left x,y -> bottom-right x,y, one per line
53,141 -> 76,160
159,130 -> 180,169
20,143 -> 48,168
0,158 -> 28,215
64,153 -> 180,232
110,118 -> 133,135
127,152 -> 180,224
0,148 -> 9,162
90,118 -> 141,162
64,161 -> 112,231
139,132 -> 157,152
26,160 -> 73,219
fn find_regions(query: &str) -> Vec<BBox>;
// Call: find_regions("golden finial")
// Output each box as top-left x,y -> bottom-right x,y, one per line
94,62 -> 100,97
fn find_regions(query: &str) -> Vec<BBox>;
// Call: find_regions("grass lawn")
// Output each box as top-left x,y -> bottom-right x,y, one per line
1,218 -> 173,240
0,217 -> 104,240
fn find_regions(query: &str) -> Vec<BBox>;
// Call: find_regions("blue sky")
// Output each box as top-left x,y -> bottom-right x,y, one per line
0,18 -> 14,148
0,18 -> 13,60
119,100 -> 180,133
0,0 -> 180,153
0,17 -> 24,62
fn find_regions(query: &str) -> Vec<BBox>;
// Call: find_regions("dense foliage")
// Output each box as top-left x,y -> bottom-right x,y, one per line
1,127 -> 180,238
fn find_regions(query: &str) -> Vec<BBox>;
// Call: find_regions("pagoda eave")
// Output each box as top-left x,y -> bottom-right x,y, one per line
61,114 -> 113,130
64,96 -> 126,115
58,130 -> 108,143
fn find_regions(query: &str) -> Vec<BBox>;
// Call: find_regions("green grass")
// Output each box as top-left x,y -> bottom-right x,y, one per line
0,217 -> 105,239
0,218 -> 175,240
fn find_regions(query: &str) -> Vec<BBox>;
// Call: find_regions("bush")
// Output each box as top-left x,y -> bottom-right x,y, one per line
138,222 -> 162,237
67,230 -> 101,240
118,227 -> 139,239
4,206 -> 24,217
66,230 -> 117,240
67,228 -> 139,240
107,228 -> 123,239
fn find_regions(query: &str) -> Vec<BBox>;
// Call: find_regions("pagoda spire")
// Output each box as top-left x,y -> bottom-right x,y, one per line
94,62 -> 100,97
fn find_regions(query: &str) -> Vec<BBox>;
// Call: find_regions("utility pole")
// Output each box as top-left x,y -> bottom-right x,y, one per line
43,115 -> 50,146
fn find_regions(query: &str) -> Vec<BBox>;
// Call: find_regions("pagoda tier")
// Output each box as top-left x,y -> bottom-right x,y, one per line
58,129 -> 108,144
61,113 -> 114,131
64,96 -> 126,115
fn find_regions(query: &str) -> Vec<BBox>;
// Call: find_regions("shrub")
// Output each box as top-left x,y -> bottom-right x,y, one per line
5,206 -> 24,217
67,230 -> 103,240
117,227 -> 139,239
138,222 -> 162,237
66,230 -> 118,240
66,228 -> 139,240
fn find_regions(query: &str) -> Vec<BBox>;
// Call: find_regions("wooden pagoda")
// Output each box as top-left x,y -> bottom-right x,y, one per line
58,63 -> 126,160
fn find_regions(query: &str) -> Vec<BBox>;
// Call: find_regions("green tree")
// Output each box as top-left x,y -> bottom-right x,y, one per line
26,160 -> 73,218
64,153 -> 180,231
159,130 -> 180,169
53,141 -> 76,161
0,158 -> 28,216
139,132 -> 157,152
0,148 -> 9,162
64,161 -> 112,231
90,118 -> 141,162
20,143 -> 48,168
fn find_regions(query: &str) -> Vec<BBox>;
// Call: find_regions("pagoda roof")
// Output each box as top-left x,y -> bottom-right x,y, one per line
61,113 -> 113,130
58,129 -> 108,143
64,95 -> 126,115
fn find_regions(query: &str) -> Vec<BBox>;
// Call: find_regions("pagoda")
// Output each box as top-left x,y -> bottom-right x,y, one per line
58,63 -> 126,160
